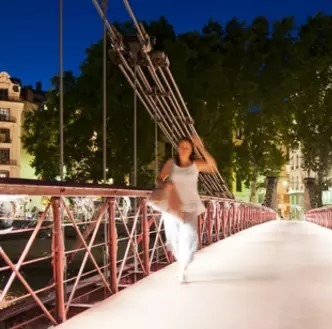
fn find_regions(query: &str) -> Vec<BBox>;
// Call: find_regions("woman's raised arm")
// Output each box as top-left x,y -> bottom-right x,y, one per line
192,136 -> 217,173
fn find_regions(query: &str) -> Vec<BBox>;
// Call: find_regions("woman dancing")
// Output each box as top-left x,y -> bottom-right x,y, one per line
156,136 -> 217,282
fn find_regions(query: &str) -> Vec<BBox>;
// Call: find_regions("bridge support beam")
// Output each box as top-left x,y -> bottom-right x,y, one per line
51,197 -> 66,323
142,201 -> 150,276
108,197 -> 118,293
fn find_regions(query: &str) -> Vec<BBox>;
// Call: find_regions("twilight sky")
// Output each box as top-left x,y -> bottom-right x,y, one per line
1,0 -> 331,89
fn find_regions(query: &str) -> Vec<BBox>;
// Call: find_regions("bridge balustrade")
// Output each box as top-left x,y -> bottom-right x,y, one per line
0,179 -> 276,328
306,206 -> 332,229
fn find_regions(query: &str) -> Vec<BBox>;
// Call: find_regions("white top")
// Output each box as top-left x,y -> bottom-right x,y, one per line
170,161 -> 205,215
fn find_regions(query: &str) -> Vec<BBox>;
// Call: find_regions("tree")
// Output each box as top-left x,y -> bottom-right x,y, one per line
22,37 -> 155,184
290,14 -> 332,206
22,71 -> 77,180
22,15 -> 332,200
225,17 -> 296,199
171,21 -> 235,186
23,18 -> 192,185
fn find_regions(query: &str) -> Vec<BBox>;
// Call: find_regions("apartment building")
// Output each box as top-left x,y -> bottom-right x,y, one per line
287,147 -> 315,219
0,71 -> 45,178
0,71 -> 24,177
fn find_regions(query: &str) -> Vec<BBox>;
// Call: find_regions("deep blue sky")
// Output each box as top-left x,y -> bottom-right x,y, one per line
1,0 -> 331,90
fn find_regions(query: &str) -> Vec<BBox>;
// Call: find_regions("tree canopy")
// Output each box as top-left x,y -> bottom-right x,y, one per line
22,14 -> 332,199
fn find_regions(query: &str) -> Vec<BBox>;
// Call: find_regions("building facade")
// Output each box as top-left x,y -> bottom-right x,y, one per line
287,147 -> 306,219
276,166 -> 290,219
0,72 -> 24,178
288,146 -> 332,219
0,71 -> 45,179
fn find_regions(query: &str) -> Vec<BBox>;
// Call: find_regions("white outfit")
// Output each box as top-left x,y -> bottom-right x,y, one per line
170,161 -> 205,215
162,161 -> 205,280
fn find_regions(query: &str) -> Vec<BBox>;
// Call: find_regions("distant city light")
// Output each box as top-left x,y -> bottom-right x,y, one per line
282,180 -> 289,187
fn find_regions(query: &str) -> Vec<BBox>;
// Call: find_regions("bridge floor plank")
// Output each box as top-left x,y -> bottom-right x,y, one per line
58,220 -> 332,329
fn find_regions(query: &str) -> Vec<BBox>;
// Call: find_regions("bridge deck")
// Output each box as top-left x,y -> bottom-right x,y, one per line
58,220 -> 332,329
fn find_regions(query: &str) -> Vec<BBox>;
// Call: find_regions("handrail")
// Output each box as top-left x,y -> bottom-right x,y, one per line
0,180 -> 277,327
305,206 -> 332,229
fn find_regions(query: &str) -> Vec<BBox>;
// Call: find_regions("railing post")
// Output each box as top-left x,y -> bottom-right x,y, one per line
232,203 -> 236,234
207,202 -> 213,245
243,205 -> 247,229
230,203 -> 235,235
108,197 -> 118,293
244,205 -> 248,229
239,204 -> 244,231
222,202 -> 229,238
51,197 -> 66,323
142,200 -> 150,276
249,206 -> 252,228
235,203 -> 239,233
215,203 -> 221,241
237,204 -> 240,231
261,208 -> 264,224
249,206 -> 252,227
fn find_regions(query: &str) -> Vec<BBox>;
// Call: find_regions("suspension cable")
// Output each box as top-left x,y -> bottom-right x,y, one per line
91,0 -> 233,198
102,0 -> 108,183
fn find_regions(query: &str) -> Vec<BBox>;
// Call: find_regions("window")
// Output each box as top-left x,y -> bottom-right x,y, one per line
0,170 -> 9,178
290,156 -> 294,170
322,190 -> 332,205
0,128 -> 10,143
296,176 -> 299,190
0,148 -> 10,164
291,177 -> 295,189
296,155 -> 299,169
0,89 -> 9,100
0,108 -> 10,121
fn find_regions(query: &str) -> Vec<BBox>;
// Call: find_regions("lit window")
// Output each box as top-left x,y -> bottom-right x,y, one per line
0,108 -> 10,121
0,170 -> 9,178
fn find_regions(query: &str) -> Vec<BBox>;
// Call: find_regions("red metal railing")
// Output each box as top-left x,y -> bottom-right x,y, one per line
305,206 -> 332,229
0,179 -> 277,328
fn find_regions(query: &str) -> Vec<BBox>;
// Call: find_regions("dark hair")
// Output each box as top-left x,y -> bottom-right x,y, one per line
174,137 -> 196,166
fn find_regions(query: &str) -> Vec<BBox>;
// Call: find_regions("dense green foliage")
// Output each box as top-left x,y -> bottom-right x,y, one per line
22,14 -> 332,203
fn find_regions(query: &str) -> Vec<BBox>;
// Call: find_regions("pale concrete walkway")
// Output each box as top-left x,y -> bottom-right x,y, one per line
58,220 -> 332,329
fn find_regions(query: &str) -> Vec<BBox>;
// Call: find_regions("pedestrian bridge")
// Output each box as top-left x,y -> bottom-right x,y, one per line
58,220 -> 332,329
0,180 -> 331,329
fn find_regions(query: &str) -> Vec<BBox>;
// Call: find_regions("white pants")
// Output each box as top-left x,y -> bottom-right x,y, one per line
163,212 -> 198,269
